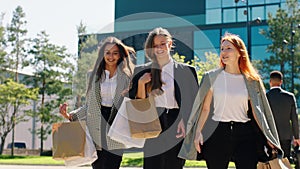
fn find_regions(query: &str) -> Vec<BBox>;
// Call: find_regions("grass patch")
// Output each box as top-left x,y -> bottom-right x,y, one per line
0,155 -> 63,165
0,153 -> 237,167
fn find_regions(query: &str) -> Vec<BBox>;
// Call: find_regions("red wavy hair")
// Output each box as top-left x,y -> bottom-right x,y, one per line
220,32 -> 260,81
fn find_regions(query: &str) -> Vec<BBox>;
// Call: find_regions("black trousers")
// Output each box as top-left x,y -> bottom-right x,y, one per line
92,106 -> 123,169
280,139 -> 292,158
202,121 -> 258,169
143,108 -> 185,169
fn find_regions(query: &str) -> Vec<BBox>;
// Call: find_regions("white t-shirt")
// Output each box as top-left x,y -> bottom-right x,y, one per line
212,70 -> 250,122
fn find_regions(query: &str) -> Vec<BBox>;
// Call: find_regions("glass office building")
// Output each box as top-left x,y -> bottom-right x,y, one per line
108,0 -> 298,63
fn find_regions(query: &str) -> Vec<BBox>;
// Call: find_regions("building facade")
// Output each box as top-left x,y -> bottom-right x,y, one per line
82,0 -> 299,104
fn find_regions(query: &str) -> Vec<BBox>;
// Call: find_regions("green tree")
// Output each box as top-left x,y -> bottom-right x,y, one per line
173,52 -> 220,81
5,6 -> 29,156
260,0 -> 300,96
27,31 -> 75,154
6,6 -> 28,82
73,22 -> 98,108
0,13 -> 7,81
0,79 -> 38,155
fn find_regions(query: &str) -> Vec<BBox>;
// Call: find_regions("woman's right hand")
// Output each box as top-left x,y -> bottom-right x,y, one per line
59,103 -> 71,120
194,130 -> 204,153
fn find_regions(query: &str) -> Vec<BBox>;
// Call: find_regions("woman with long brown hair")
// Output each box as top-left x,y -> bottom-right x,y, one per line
129,27 -> 199,169
59,36 -> 135,169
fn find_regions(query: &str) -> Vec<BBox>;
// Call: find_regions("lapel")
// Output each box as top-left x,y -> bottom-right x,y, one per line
113,67 -> 126,108
94,67 -> 126,110
173,61 -> 181,106
94,75 -> 102,110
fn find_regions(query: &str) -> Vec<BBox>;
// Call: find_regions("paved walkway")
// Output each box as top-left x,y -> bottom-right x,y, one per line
0,165 -> 209,169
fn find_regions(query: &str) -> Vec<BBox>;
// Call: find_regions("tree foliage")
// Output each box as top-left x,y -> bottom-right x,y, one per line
6,6 -> 28,82
260,0 -> 300,96
73,25 -> 98,108
27,31 -> 75,154
173,52 -> 220,81
0,79 -> 38,154
0,14 -> 7,81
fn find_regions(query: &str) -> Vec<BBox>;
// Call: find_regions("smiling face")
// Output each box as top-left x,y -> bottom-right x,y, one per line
103,44 -> 120,67
220,40 -> 240,67
153,35 -> 172,60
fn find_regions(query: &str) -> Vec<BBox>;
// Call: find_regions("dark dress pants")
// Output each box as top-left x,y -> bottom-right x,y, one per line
202,121 -> 258,169
280,139 -> 292,158
92,106 -> 123,169
143,108 -> 185,169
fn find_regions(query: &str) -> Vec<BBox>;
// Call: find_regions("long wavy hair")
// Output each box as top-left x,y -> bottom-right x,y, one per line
86,36 -> 135,94
144,27 -> 174,94
220,32 -> 260,81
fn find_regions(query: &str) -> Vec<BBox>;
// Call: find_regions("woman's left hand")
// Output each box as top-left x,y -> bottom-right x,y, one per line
176,119 -> 185,138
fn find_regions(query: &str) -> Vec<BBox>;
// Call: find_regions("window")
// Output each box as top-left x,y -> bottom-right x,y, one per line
251,45 -> 271,60
238,8 -> 247,22
136,50 -> 146,65
222,0 -> 236,8
206,0 -> 221,9
194,30 -> 220,49
265,0 -> 280,3
206,9 -> 222,24
222,27 -> 247,43
266,4 -> 279,17
252,6 -> 265,21
223,8 -> 236,23
251,26 -> 271,45
249,0 -> 265,5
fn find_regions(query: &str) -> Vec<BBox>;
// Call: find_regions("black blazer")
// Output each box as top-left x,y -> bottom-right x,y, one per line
266,87 -> 299,140
129,61 -> 199,124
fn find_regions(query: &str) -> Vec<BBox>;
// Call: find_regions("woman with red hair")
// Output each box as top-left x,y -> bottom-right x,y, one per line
179,32 -> 283,169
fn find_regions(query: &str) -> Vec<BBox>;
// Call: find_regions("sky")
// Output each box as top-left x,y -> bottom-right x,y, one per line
0,0 -> 115,55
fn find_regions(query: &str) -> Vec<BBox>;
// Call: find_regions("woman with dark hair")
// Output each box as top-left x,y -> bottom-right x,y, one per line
129,27 -> 199,169
59,36 -> 135,169
179,32 -> 283,169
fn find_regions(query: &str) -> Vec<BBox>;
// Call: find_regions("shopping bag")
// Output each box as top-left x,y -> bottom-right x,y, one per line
257,157 -> 292,169
52,121 -> 97,166
126,95 -> 162,138
107,97 -> 146,148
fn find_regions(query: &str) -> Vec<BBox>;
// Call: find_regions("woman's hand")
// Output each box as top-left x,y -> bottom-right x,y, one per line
293,138 -> 300,146
137,73 -> 151,99
59,103 -> 71,120
138,72 -> 151,85
176,119 -> 185,138
194,130 -> 204,153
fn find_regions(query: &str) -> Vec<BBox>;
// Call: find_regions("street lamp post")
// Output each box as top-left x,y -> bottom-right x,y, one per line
290,23 -> 300,93
235,0 -> 261,58
245,0 -> 251,56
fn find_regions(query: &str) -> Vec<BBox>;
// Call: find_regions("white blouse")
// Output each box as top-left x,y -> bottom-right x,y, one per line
100,70 -> 117,107
155,59 -> 179,109
212,70 -> 250,122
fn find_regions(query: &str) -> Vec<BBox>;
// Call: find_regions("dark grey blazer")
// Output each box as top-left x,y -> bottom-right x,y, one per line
267,87 -> 299,140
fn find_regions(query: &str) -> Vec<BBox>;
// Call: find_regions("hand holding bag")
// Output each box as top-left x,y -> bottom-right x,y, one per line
107,97 -> 146,148
257,157 -> 292,169
126,94 -> 162,138
52,121 -> 97,166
